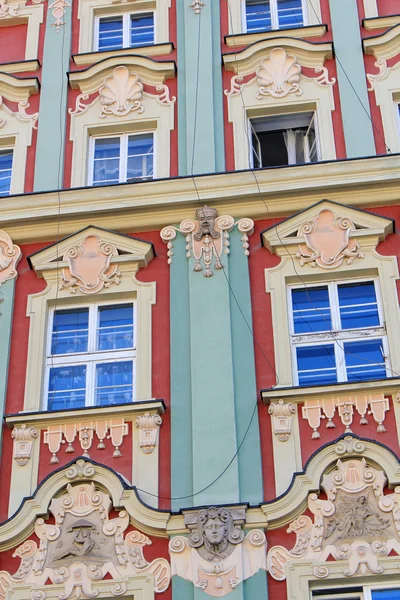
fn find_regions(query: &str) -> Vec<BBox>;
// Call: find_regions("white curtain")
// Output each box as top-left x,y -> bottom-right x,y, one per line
283,129 -> 305,165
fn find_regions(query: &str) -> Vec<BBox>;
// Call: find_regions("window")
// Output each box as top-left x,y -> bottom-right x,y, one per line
45,303 -> 135,410
250,112 -> 318,168
312,587 -> 400,599
245,0 -> 304,33
0,148 -> 13,197
96,12 -> 154,51
289,280 -> 389,387
90,133 -> 154,186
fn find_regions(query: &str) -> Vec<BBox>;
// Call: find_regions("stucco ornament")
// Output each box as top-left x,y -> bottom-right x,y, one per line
268,400 -> 296,442
0,229 -> 21,285
0,483 -> 170,599
60,234 -> 121,294
49,0 -> 70,31
267,458 -> 400,581
160,207 -> 254,277
169,507 -> 266,597
135,412 -> 162,454
12,425 -> 39,466
189,0 -> 205,13
296,208 -> 364,269
0,0 -> 19,17
256,48 -> 302,99
99,67 -> 144,118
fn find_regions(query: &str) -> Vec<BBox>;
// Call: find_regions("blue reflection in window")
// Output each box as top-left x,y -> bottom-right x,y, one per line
98,16 -> 123,51
0,149 -> 13,197
296,344 -> 337,386
48,365 -> 86,410
344,339 -> 386,382
92,138 -> 120,186
51,309 -> 89,355
338,281 -> 380,330
130,13 -> 154,47
245,0 -> 272,32
95,361 -> 133,405
292,286 -> 331,333
277,0 -> 303,29
127,134 -> 153,181
372,590 -> 400,599
97,304 -> 134,351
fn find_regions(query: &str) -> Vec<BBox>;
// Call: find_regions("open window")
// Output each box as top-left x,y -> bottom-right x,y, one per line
250,112 -> 318,168
245,0 -> 305,33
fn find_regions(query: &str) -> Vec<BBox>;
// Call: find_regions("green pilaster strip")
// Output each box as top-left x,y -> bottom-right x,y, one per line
176,1 -> 225,175
243,569 -> 268,600
0,280 -> 16,454
329,0 -> 375,158
189,262 -> 239,506
171,235 -> 193,512
228,229 -> 263,503
34,8 -> 72,191
173,577 -> 194,600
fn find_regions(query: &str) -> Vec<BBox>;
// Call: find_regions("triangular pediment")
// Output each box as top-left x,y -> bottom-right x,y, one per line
261,199 -> 394,255
28,226 -> 154,276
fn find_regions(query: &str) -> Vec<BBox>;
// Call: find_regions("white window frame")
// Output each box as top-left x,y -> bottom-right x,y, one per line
44,300 -> 137,410
242,0 -> 308,33
248,111 -> 320,169
312,583 -> 400,600
0,146 -> 14,197
94,9 -> 155,52
288,277 -> 390,386
88,131 -> 155,186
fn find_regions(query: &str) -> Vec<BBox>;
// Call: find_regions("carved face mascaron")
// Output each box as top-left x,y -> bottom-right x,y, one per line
194,206 -> 220,242
188,507 -> 244,562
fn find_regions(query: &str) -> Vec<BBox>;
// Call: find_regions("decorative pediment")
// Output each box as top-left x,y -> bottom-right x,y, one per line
0,481 -> 171,600
267,457 -> 400,581
261,200 -> 394,263
363,24 -> 400,61
0,72 -> 39,104
28,226 -> 154,291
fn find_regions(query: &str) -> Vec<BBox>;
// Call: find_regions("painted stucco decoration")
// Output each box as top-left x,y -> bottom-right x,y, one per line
0,483 -> 171,599
43,418 -> 129,463
302,394 -> 389,439
12,425 -> 38,466
190,0 -> 205,13
0,0 -> 18,17
256,48 -> 302,99
0,96 -> 39,130
296,208 -> 364,269
60,234 -> 121,294
0,229 -> 21,285
267,458 -> 400,581
99,67 -> 144,118
49,0 -> 70,31
160,207 -> 254,277
268,400 -> 296,442
169,507 -> 266,597
135,412 -> 162,454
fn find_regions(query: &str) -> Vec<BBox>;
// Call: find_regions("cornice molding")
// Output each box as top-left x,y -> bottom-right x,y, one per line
224,24 -> 328,48
68,55 -> 176,92
72,44 -> 174,67
222,37 -> 333,74
0,59 -> 40,74
363,13 -> 400,31
0,72 -> 39,102
363,24 -> 400,60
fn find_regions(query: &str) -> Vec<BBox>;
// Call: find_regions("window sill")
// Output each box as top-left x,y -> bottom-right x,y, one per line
260,377 -> 400,404
4,398 -> 165,428
225,24 -> 328,48
72,43 -> 174,67
363,14 -> 400,31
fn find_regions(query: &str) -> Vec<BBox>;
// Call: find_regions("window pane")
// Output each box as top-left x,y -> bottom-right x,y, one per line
130,13 -> 154,47
372,591 -> 400,600
98,16 -> 123,50
93,138 -> 121,186
127,134 -> 154,181
95,361 -> 133,405
344,339 -> 386,382
48,365 -> 86,410
51,308 -> 89,355
296,345 -> 337,386
338,281 -> 380,330
246,0 -> 272,32
97,304 -> 134,350
0,149 -> 13,197
292,287 -> 331,333
277,0 -> 303,29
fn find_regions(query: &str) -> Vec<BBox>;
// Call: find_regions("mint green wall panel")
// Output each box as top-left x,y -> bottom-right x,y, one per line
228,229 -> 263,503
176,1 -> 225,175
34,10 -> 72,191
171,235 -> 193,511
243,569 -> 268,600
0,280 -> 15,453
329,0 -> 375,157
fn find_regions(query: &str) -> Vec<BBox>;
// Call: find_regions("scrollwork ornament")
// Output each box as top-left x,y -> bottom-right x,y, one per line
156,84 -> 176,105
224,74 -> 244,97
66,459 -> 96,480
111,583 -> 127,596
313,566 -> 329,579
31,590 -> 46,600
367,59 -> 389,91
68,93 -> 91,116
314,66 -> 336,87
99,67 -> 144,118
257,48 -> 302,98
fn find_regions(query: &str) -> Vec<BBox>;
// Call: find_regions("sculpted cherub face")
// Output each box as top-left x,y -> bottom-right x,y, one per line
204,517 -> 226,546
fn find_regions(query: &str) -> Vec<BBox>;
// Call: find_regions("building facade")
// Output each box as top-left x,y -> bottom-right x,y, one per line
0,0 -> 400,599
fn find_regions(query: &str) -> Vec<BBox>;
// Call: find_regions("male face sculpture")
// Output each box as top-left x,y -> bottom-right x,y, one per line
204,517 -> 226,547
194,206 -> 220,241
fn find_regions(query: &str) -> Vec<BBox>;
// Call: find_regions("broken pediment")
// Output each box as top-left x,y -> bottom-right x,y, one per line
28,226 -> 154,293
261,200 -> 394,268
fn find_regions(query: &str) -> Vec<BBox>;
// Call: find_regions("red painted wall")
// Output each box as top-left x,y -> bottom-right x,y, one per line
378,0 -> 400,15
0,24 -> 27,64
